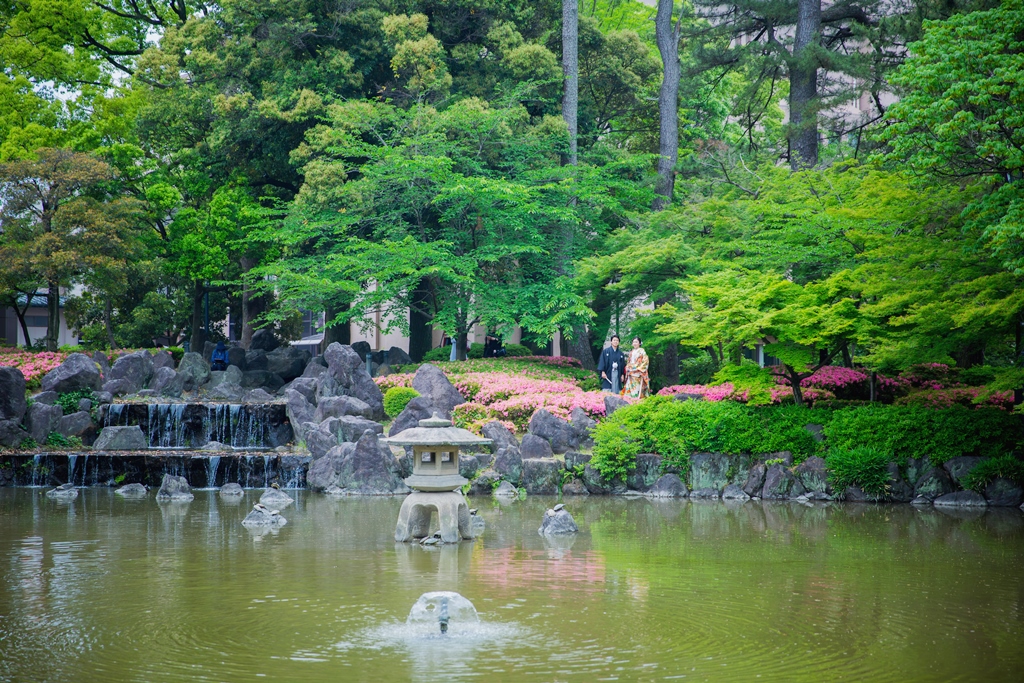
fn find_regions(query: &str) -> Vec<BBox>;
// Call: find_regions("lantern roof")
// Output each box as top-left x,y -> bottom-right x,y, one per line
382,413 -> 493,447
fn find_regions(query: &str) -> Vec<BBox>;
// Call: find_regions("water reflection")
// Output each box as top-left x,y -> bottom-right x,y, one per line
0,489 -> 1022,682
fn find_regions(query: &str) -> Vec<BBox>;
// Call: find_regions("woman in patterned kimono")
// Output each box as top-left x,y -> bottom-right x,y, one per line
623,336 -> 650,399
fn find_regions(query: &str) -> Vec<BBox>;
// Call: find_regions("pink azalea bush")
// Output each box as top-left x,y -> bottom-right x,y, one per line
451,373 -> 579,404
658,383 -> 739,401
895,387 -> 1014,410
0,349 -> 68,387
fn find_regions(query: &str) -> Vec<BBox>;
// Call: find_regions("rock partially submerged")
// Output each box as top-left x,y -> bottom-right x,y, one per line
242,503 -> 288,527
219,482 -> 245,497
259,487 -> 295,508
156,474 -> 194,502
115,483 -> 148,497
539,504 -> 578,535
45,483 -> 78,500
493,481 -> 519,497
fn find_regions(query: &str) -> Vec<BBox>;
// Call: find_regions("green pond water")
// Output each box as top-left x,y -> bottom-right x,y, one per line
1,488 -> 1022,682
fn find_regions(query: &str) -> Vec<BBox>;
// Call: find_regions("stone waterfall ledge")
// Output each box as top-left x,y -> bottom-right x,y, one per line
0,452 -> 311,489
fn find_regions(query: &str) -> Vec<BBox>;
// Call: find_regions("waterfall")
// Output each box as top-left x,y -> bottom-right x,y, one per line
67,454 -> 78,484
104,403 -> 128,427
205,455 -> 221,488
78,454 -> 89,486
31,454 -> 43,486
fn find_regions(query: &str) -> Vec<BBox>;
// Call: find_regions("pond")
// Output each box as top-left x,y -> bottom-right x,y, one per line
1,489 -> 1022,682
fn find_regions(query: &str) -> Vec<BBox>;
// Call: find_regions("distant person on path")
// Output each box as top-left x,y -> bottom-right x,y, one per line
210,341 -> 229,371
597,334 -> 626,393
623,336 -> 650,398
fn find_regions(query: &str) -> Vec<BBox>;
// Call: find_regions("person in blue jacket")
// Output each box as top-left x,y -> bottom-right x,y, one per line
210,341 -> 229,371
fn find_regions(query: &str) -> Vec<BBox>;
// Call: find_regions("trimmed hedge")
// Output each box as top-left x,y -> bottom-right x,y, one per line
383,387 -> 420,418
591,398 -> 1024,481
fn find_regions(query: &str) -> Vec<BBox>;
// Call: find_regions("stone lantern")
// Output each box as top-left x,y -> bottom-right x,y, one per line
384,413 -> 491,543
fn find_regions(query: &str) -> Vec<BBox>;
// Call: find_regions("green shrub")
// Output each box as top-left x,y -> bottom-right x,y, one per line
383,387 -> 420,418
45,432 -> 83,449
825,447 -> 891,497
962,454 -> 1024,492
591,397 -> 827,480
958,366 -> 997,386
164,346 -> 185,364
824,405 -> 1022,464
19,437 -> 37,450
422,347 -> 451,362
504,343 -> 532,357
468,343 -> 485,359
55,389 -> 96,414
711,363 -> 776,405
679,351 -> 718,385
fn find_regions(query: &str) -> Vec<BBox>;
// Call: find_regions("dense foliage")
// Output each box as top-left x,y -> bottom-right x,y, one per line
0,0 -> 1020,411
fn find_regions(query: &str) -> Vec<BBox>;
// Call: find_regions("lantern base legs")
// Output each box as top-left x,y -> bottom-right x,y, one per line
395,491 -> 474,543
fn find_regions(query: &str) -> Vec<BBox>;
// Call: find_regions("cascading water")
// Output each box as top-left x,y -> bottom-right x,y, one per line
205,455 -> 221,488
102,402 -> 280,450
67,454 -> 78,484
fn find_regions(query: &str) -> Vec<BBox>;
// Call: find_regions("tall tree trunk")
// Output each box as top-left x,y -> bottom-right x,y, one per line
1015,311 -> 1023,406
104,298 -> 117,349
456,330 -> 468,362
562,0 -> 579,166
408,279 -> 432,362
240,257 -> 259,349
654,0 -> 682,210
11,295 -> 32,348
789,0 -> 821,170
190,280 -> 206,352
323,301 -> 351,349
565,327 -> 596,370
45,280 -> 60,351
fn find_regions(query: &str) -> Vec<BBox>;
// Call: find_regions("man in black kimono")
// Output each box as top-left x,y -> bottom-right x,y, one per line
596,335 -> 626,392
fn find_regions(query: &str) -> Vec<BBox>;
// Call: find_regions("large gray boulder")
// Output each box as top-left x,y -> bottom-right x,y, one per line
943,456 -> 984,487
411,363 -> 464,415
933,490 -> 988,507
626,453 -> 664,492
527,409 -> 576,454
106,350 -> 154,395
493,445 -> 523,485
149,366 -> 185,398
93,425 -> 147,451
156,474 -> 194,502
241,370 -> 284,392
388,396 -> 435,436
227,346 -> 247,370
31,390 -> 58,405
57,411 -> 94,439
177,352 -> 211,392
984,478 -> 1023,507
689,453 -> 731,492
41,353 -> 103,394
314,395 -> 373,422
886,462 -> 915,502
604,394 -> 629,417
569,407 -> 596,449
481,421 -> 518,451
319,343 -> 385,420
646,473 -> 688,498
207,382 -> 245,401
284,389 -> 316,440
388,346 -> 414,366
795,456 -> 829,494
259,487 -> 295,508
538,505 -> 578,535
335,415 -> 384,443
266,345 -> 311,382
245,349 -> 268,371
722,484 -> 751,501
25,402 -> 63,444
0,366 -> 27,422
467,468 -> 501,496
914,467 -> 956,500
115,483 -> 148,497
283,376 -> 318,404
522,458 -> 562,495
903,457 -> 933,488
92,351 -> 110,377
152,350 -> 175,370
250,328 -> 280,352
242,505 -> 287,527
203,365 -> 243,390
761,464 -> 806,499
301,358 -> 327,378
308,430 -> 407,494
0,419 -> 29,448
520,433 -> 554,460
743,463 -> 767,497
582,463 -> 626,495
